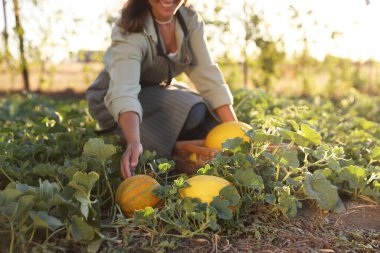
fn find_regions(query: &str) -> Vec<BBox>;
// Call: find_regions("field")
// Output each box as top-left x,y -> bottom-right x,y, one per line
0,62 -> 103,93
1,87 -> 380,252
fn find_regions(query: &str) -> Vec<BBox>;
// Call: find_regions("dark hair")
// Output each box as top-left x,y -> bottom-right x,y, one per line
119,0 -> 188,33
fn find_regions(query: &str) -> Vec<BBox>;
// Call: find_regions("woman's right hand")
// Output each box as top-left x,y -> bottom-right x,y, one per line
118,111 -> 142,179
120,141 -> 143,178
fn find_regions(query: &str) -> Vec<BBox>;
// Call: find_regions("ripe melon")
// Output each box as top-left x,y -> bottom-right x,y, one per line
204,121 -> 252,150
115,174 -> 161,216
179,175 -> 231,204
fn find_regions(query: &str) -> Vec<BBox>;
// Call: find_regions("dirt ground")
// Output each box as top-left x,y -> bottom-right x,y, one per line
331,202 -> 380,230
175,200 -> 380,252
120,200 -> 379,253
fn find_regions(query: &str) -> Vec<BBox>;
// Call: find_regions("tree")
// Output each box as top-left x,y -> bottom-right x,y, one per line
12,0 -> 30,90
239,1 -> 285,89
1,0 -> 11,66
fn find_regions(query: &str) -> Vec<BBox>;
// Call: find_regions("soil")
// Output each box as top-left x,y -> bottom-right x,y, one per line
329,201 -> 380,230
128,200 -> 380,253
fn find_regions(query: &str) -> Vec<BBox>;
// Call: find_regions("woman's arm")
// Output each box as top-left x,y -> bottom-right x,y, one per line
103,25 -> 148,179
183,7 -> 234,113
119,111 -> 143,178
214,104 -> 238,122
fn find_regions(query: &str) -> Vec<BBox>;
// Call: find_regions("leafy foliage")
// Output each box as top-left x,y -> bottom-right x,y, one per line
0,90 -> 379,252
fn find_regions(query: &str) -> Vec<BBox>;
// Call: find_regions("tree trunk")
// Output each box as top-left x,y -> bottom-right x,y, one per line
243,10 -> 248,88
2,0 -> 10,65
243,50 -> 248,88
12,0 -> 30,91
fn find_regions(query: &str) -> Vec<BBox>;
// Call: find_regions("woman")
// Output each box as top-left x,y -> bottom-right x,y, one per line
86,0 -> 237,178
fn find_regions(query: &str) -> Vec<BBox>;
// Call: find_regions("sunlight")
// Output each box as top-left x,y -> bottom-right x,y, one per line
0,0 -> 379,62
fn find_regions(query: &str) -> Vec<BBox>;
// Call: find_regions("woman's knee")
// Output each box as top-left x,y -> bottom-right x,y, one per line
182,103 -> 207,131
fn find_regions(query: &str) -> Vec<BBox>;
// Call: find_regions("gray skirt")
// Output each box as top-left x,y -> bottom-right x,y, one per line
86,69 -> 211,157
136,83 -> 205,157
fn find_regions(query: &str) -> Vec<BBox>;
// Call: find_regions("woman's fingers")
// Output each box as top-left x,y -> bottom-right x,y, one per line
121,150 -> 132,178
120,143 -> 143,178
120,160 -> 127,179
130,149 -> 140,171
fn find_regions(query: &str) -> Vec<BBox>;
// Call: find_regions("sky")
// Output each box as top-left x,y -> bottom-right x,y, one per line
0,0 -> 379,62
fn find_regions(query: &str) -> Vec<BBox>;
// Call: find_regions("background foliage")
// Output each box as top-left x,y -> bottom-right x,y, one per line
0,0 -> 379,95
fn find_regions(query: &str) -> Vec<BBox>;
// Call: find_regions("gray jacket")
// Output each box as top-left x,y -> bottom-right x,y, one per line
86,5 -> 233,129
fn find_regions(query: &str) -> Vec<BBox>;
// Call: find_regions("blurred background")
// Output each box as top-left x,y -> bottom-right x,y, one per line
0,0 -> 379,97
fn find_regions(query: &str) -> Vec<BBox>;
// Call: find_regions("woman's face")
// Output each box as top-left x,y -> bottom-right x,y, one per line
149,0 -> 184,21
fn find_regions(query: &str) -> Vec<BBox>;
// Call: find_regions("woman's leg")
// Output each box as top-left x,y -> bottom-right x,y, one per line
178,103 -> 219,140
181,102 -> 206,131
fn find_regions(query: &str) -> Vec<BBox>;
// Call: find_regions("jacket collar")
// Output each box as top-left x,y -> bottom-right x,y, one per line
143,7 -> 185,47
143,13 -> 158,43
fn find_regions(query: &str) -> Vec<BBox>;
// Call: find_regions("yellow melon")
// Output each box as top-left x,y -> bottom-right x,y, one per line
179,175 -> 231,204
115,174 -> 161,216
204,121 -> 252,150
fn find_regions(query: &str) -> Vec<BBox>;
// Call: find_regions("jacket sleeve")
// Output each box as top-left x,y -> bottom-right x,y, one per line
103,25 -> 147,123
184,9 -> 234,110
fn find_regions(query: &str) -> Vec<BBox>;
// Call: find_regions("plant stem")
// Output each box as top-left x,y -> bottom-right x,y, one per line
276,165 -> 280,182
29,227 -> 35,243
101,162 -> 114,208
9,221 -> 15,253
45,226 -> 65,243
54,176 -> 64,189
0,167 -> 15,184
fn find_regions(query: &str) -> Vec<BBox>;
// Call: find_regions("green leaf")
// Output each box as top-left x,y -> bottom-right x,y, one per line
219,185 -> 241,206
139,150 -> 156,164
158,163 -> 172,173
279,124 -> 321,147
328,157 -> 340,171
370,147 -> 380,161
31,211 -> 63,230
277,150 -> 299,168
16,183 -> 36,194
278,129 -> 308,147
252,131 -> 282,144
233,153 -> 254,168
75,191 -> 90,219
38,179 -> 60,201
367,167 -> 380,183
339,166 -> 367,189
362,181 -> 380,201
288,120 -> 300,132
71,215 -> 95,242
14,195 -> 35,222
83,138 -> 116,162
264,194 -> 276,204
234,168 -> 264,191
210,197 -> 233,220
209,219 -> 219,231
222,137 -> 243,151
300,124 -> 322,146
69,171 -> 99,193
173,177 -> 187,189
314,168 -> 333,179
0,202 -> 18,219
133,207 -> 156,227
87,239 -> 105,253
276,187 -> 301,218
68,172 -> 99,219
32,164 -> 58,178
303,173 -> 345,213
197,164 -> 211,175
0,189 -> 22,206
